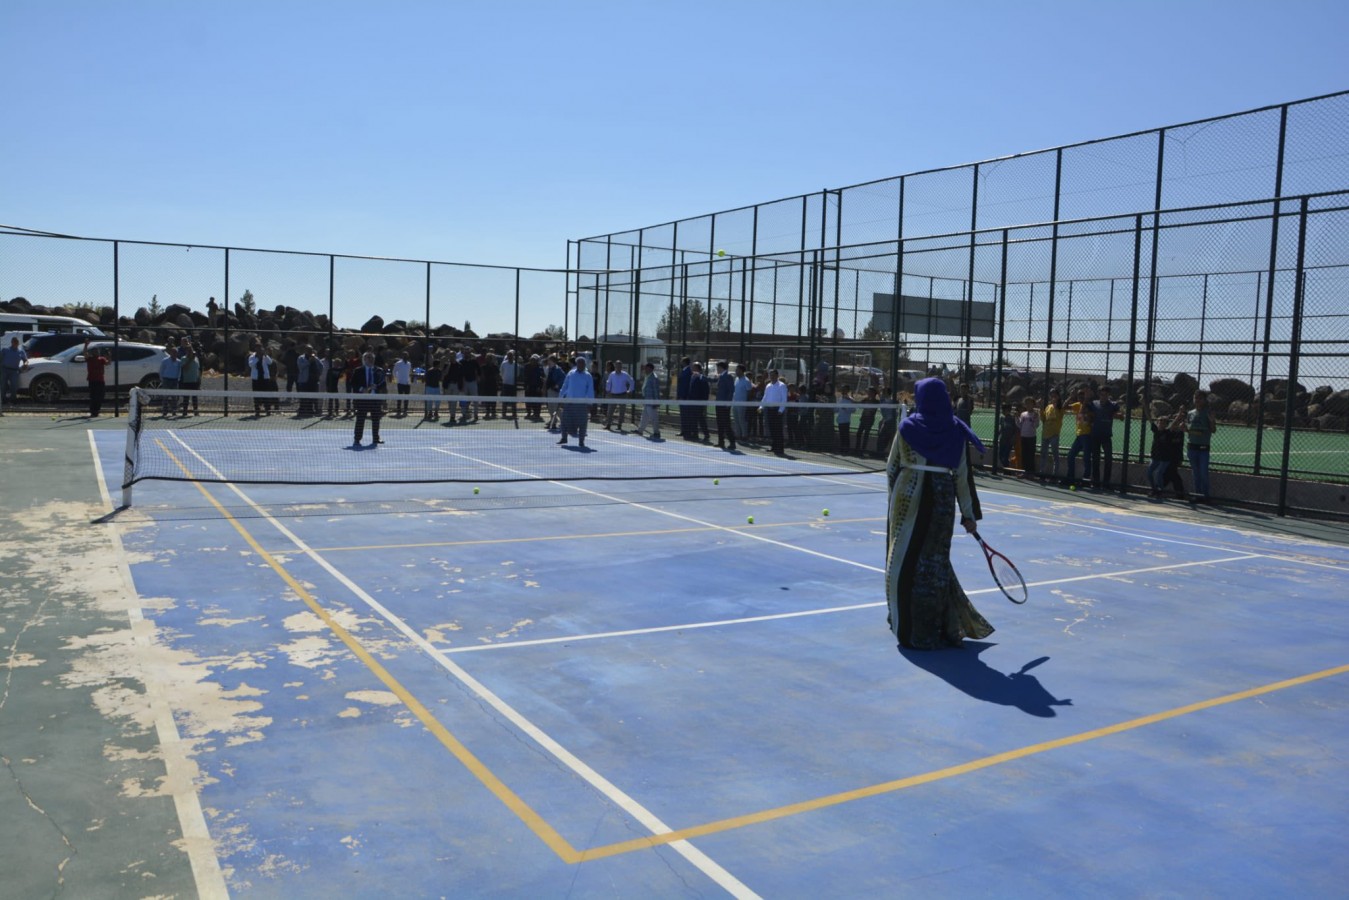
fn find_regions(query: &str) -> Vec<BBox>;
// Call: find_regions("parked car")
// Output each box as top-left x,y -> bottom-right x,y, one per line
974,367 -> 1026,391
23,333 -> 90,359
19,341 -> 166,403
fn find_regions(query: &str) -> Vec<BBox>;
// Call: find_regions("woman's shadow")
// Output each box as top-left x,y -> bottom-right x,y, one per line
899,642 -> 1072,717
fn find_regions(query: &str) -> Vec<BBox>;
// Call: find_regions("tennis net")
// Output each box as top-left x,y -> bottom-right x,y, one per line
120,387 -> 897,504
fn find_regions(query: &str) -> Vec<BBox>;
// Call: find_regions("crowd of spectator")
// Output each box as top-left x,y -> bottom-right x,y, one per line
972,381 -> 1218,504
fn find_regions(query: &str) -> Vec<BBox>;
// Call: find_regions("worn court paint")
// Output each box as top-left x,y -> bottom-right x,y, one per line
84,430 -> 1349,894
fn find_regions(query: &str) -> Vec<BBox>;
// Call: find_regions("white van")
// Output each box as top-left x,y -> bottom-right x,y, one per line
0,312 -> 104,344
33,314 -> 105,337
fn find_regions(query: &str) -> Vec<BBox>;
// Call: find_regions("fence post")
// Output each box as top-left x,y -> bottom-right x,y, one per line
112,240 -> 121,417
223,247 -> 230,416
748,204 -> 759,342
513,267 -> 521,374
1255,105 -> 1290,476
1043,149 -> 1063,405
1276,196 -> 1310,517
891,176 -> 906,392
963,164 -> 980,377
1122,215 -> 1145,493
328,253 -> 335,357
992,229 -> 1009,473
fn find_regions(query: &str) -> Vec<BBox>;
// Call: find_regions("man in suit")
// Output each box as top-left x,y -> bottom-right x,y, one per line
349,351 -> 388,447
714,360 -> 737,451
689,362 -> 711,442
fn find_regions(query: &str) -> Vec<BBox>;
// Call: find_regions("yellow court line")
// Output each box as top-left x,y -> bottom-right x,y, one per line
149,440 -> 1349,867
292,516 -> 883,554
575,661 -> 1349,862
154,441 -> 584,863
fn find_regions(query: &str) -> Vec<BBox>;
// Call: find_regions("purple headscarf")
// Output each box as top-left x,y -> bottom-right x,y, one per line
898,378 -> 985,469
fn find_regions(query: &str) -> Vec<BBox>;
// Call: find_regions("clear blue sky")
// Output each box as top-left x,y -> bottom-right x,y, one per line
2,0 -> 1346,333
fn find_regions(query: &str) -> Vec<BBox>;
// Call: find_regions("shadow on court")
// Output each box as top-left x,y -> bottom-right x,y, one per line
900,643 -> 1073,717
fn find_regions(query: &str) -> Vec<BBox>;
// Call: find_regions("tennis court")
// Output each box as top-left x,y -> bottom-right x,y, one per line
4,411 -> 1348,897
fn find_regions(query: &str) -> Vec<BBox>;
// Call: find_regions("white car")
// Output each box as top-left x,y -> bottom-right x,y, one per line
20,341 -> 167,403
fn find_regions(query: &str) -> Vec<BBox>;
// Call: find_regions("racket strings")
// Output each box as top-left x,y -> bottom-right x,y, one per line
989,553 -> 1028,603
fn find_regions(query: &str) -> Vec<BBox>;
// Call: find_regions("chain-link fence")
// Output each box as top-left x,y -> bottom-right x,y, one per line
0,231 -> 582,413
570,92 -> 1349,519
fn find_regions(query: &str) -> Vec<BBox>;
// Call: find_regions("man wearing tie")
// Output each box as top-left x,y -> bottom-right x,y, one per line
349,351 -> 388,447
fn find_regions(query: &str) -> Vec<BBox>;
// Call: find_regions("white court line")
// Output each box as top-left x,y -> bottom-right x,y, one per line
989,505 -> 1349,573
430,445 -> 887,574
88,432 -> 228,899
164,432 -> 759,899
446,553 -> 1264,653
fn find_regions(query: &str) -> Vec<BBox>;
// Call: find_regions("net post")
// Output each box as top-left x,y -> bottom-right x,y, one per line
121,387 -> 142,508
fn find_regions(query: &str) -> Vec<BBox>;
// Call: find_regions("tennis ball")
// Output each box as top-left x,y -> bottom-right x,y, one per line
473,487 -> 480,495
822,508 -> 830,516
717,249 -> 726,257
714,478 -> 720,485
1069,484 -> 1077,491
747,515 -> 754,524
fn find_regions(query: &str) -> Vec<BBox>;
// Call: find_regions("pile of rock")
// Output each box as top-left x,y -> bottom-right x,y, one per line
2,297 -> 554,376
974,367 -> 1349,432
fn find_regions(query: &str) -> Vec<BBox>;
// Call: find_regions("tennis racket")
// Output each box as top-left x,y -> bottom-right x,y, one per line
970,530 -> 1028,604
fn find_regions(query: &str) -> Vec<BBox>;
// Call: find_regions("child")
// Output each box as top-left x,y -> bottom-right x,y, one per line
998,404 -> 1018,469
1146,411 -> 1189,499
1018,401 -> 1040,477
836,386 -> 855,454
856,386 -> 879,455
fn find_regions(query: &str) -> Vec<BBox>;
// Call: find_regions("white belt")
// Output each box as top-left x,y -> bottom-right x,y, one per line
903,463 -> 957,474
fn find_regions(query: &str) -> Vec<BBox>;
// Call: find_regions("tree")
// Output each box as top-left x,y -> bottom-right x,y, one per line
148,293 -> 162,317
239,289 -> 256,315
859,322 -> 907,374
708,303 -> 732,335
655,299 -> 709,338
542,324 -> 567,340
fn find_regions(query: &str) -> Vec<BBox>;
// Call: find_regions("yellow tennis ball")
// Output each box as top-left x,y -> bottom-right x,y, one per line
1069,485 -> 1077,491
473,486 -> 480,494
717,249 -> 726,257
714,478 -> 720,485
746,515 -> 754,524
822,508 -> 829,516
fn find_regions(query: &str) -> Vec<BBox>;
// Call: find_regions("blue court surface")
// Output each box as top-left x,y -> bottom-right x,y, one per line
91,427 -> 1349,897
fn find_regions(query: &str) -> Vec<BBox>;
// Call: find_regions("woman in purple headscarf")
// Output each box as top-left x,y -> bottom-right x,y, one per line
885,378 -> 994,650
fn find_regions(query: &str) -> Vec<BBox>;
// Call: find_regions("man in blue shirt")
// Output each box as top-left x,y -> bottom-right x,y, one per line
1,336 -> 28,413
158,347 -> 182,415
714,361 -> 738,451
558,357 -> 595,447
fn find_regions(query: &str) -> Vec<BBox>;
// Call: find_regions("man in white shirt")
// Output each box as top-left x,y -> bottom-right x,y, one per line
760,368 -> 789,456
603,361 -> 635,432
499,350 -> 518,420
732,364 -> 752,439
249,346 -> 277,415
392,355 -> 413,417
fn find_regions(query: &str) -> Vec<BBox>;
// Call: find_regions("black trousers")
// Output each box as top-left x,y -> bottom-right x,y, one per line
716,406 -> 735,447
354,407 -> 383,443
88,381 -> 105,416
764,408 -> 785,455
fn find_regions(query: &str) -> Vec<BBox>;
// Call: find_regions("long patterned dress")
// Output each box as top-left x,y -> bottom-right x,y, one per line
885,433 -> 995,650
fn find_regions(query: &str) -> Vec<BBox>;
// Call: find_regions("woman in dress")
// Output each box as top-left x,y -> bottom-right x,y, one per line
886,377 -> 995,650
